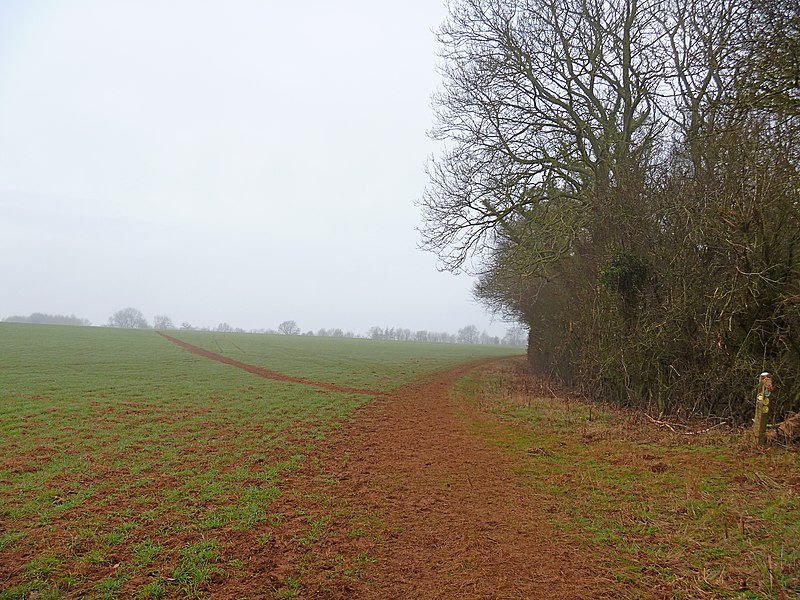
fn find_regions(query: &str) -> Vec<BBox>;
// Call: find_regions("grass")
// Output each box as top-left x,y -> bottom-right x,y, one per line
172,540 -> 224,597
454,358 -> 800,599
170,329 -> 520,391
14,325 -> 792,597
0,322 -> 520,597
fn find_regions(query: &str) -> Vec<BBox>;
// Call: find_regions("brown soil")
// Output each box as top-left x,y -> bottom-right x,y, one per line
3,340 -> 612,598
207,358 -> 612,598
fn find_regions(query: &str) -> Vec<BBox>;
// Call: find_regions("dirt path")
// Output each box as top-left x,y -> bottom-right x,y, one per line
158,335 -> 610,597
274,362 -> 610,599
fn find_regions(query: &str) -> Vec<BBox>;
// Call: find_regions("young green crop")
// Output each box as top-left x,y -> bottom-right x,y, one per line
0,323 -> 521,598
169,329 -> 520,391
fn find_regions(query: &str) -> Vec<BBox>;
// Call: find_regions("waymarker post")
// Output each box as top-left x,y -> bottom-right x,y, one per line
754,372 -> 773,445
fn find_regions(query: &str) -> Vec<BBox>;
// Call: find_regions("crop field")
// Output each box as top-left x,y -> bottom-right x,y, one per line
0,323 -> 519,598
2,322 -> 799,599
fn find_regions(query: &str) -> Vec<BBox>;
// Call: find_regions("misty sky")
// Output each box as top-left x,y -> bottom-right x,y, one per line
0,1 -> 513,336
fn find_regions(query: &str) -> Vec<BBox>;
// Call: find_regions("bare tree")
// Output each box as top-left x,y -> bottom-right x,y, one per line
422,0 -> 665,272
425,0 -> 800,418
153,315 -> 175,330
108,307 -> 149,329
502,325 -> 527,346
278,320 -> 300,335
457,324 -> 480,344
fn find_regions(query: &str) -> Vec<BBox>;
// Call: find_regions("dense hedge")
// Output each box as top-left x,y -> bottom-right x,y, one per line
425,0 -> 800,421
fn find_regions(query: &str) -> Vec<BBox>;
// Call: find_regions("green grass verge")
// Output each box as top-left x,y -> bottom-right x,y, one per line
454,359 -> 800,599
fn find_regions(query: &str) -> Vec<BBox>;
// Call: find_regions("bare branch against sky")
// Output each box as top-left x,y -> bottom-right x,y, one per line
0,0 -> 510,335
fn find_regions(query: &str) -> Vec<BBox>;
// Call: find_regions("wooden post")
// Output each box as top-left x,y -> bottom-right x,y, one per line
754,372 -> 773,445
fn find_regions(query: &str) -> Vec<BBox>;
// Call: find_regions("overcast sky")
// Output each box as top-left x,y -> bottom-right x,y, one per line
0,0 -> 513,336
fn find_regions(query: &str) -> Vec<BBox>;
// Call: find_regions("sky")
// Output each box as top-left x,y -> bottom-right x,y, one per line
0,0 -> 514,337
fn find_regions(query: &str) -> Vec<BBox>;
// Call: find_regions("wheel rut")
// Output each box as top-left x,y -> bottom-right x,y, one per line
158,332 -> 381,396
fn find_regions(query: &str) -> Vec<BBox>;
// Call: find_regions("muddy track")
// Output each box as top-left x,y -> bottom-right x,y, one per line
312,364 -> 606,598
158,333 -> 381,396
159,334 -> 608,597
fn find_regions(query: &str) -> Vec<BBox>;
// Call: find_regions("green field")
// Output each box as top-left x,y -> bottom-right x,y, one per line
168,328 -> 519,391
0,323 -> 520,599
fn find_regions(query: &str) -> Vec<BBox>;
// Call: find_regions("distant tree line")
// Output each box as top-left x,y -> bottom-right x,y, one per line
8,307 -> 524,348
367,324 -> 526,346
254,322 -> 524,345
313,327 -> 357,338
4,313 -> 91,326
422,0 -> 800,419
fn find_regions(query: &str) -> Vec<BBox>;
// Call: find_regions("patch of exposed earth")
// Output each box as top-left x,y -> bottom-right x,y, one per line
208,357 -> 611,598
2,339 -> 611,598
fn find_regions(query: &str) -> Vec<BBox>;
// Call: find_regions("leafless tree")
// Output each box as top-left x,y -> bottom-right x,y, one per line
108,307 -> 149,329
422,0 -> 667,272
424,0 -> 800,418
153,315 -> 175,330
458,324 -> 480,344
278,320 -> 300,335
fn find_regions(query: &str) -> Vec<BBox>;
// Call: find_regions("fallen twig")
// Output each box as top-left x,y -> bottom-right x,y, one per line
645,414 -> 678,433
767,553 -> 787,600
645,414 -> 727,435
681,423 -> 727,435
753,471 -> 783,490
